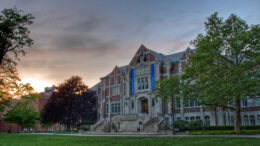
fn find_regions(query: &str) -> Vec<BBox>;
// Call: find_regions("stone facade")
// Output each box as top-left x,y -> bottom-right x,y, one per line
91,44 -> 260,133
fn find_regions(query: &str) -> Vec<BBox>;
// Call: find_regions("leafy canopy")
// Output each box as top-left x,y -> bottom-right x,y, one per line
182,12 -> 260,106
3,98 -> 39,129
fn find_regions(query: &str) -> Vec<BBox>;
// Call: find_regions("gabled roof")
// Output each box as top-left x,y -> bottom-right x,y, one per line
89,82 -> 99,91
146,48 -> 166,61
118,65 -> 127,74
166,51 -> 185,63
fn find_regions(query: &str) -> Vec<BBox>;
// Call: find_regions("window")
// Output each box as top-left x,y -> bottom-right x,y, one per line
152,99 -> 155,106
205,116 -> 210,126
184,99 -> 200,108
256,98 -> 260,106
137,77 -> 148,90
125,102 -> 128,106
189,100 -> 194,107
250,115 -> 255,126
231,115 -> 234,125
242,99 -> 248,107
132,101 -> 134,109
112,86 -> 120,96
106,104 -> 109,113
115,76 -> 118,85
177,117 -> 181,121
111,103 -> 120,114
190,116 -> 195,121
242,98 -> 254,107
98,96 -> 101,103
244,115 -> 249,125
185,117 -> 189,121
196,116 -> 200,120
137,56 -> 140,63
144,54 -> 147,62
175,99 -> 181,109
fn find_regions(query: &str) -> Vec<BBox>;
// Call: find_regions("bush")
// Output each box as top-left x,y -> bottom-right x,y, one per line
205,125 -> 260,130
79,125 -> 90,131
189,120 -> 203,131
241,125 -> 260,130
173,120 -> 190,131
174,120 -> 260,131
205,126 -> 233,130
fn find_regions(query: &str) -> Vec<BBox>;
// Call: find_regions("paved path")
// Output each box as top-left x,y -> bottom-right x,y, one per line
21,133 -> 260,139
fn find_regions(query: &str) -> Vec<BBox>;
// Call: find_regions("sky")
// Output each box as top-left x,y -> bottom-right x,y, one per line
0,0 -> 259,92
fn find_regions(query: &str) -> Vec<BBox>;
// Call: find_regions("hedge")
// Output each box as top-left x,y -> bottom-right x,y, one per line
174,120 -> 260,131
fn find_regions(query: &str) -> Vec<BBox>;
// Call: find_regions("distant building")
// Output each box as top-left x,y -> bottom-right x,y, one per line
91,44 -> 260,133
0,85 -> 63,133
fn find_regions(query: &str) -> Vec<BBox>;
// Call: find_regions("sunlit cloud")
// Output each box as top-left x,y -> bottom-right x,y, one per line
21,78 -> 53,92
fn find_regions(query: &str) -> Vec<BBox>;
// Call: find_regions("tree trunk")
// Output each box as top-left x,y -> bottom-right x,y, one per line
234,98 -> 241,133
214,107 -> 218,126
66,123 -> 70,131
171,96 -> 175,127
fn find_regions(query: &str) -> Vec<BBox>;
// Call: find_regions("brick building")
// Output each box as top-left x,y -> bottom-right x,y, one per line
91,44 -> 260,133
0,86 -> 63,133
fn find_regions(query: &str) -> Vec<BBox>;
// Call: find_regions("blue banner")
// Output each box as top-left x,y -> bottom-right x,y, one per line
131,68 -> 134,94
151,64 -> 155,91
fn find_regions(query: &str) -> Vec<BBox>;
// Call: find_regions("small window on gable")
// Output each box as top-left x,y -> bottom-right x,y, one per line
137,56 -> 140,63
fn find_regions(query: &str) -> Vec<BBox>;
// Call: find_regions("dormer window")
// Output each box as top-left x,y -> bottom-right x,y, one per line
140,50 -> 143,56
137,56 -> 140,63
144,54 -> 147,62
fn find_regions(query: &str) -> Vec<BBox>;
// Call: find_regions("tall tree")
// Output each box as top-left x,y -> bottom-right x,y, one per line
0,8 -> 34,65
0,7 -> 34,111
182,12 -> 260,133
155,76 -> 181,126
40,76 -> 95,130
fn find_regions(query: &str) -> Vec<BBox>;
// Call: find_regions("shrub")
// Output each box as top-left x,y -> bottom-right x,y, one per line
205,126 -> 233,130
79,125 -> 90,131
189,120 -> 203,131
205,125 -> 260,130
173,120 -> 189,131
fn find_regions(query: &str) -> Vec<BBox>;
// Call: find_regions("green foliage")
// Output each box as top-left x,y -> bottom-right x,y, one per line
174,120 -> 190,131
206,126 -> 234,130
174,120 -> 203,131
155,76 -> 181,101
3,99 -> 39,129
0,7 -> 34,112
79,125 -> 90,131
182,12 -> 260,132
0,7 -> 34,65
111,123 -> 116,130
205,125 -> 260,130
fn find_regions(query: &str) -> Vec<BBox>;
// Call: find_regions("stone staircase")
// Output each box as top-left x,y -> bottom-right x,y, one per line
141,117 -> 159,133
91,120 -> 111,132
158,117 -> 169,130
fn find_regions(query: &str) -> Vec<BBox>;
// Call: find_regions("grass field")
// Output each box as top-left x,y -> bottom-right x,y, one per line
0,134 -> 260,146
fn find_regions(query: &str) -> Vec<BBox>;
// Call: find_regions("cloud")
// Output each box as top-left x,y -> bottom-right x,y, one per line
1,0 -> 258,91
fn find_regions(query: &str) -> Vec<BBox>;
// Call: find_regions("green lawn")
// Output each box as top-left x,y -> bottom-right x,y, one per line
189,130 -> 260,135
0,134 -> 260,146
